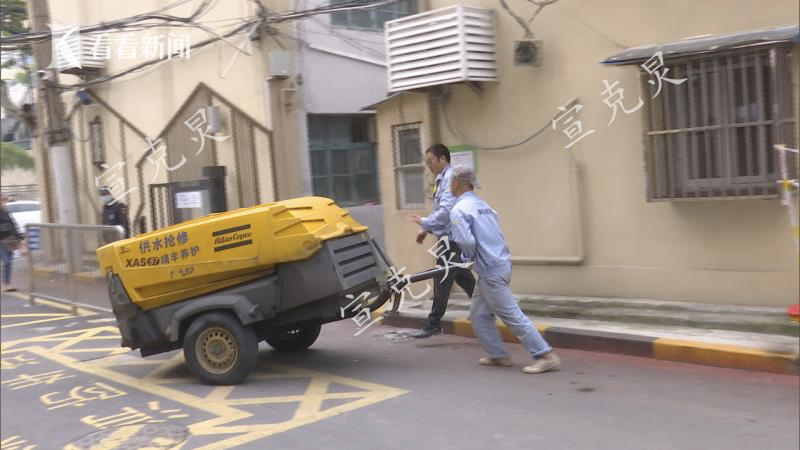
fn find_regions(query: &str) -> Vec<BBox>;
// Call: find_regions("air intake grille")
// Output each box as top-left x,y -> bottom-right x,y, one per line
386,5 -> 498,92
329,233 -> 379,289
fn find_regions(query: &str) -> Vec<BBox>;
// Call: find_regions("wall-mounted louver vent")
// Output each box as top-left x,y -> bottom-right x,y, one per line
385,5 -> 498,92
52,29 -> 108,74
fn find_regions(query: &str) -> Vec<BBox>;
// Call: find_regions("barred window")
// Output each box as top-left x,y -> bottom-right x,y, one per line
331,0 -> 417,32
89,115 -> 106,166
308,115 -> 379,207
392,123 -> 425,209
642,45 -> 797,200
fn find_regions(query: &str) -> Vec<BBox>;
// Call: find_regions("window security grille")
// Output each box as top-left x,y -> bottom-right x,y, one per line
392,122 -> 426,209
642,45 -> 797,200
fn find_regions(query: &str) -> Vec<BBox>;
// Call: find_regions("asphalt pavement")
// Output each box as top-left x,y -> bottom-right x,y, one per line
1,292 -> 798,450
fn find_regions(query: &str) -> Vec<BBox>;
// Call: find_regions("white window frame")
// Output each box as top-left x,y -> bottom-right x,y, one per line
392,122 -> 426,209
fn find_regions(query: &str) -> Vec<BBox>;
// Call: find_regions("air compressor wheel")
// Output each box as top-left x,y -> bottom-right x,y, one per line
265,323 -> 322,351
184,312 -> 258,385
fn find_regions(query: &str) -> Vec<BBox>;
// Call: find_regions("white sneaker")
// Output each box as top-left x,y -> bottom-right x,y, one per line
478,356 -> 513,367
522,353 -> 561,374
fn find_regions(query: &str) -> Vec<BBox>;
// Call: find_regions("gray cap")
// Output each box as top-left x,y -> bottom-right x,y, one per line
451,164 -> 481,189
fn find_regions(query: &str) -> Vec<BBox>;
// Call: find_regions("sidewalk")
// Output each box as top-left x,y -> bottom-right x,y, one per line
383,294 -> 800,375
5,253 -> 798,375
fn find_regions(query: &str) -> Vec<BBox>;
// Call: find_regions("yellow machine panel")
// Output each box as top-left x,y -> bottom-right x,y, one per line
96,197 -> 368,311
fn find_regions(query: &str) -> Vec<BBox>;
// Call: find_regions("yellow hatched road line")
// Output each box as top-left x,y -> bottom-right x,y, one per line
2,326 -> 409,449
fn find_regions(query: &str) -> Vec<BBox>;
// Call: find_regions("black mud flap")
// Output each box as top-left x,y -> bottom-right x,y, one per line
107,275 -> 166,350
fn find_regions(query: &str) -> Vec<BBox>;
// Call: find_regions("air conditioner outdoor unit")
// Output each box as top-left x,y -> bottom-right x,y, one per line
385,5 -> 498,92
52,29 -> 108,74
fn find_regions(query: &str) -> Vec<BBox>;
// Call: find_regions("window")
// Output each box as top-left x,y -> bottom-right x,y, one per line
308,115 -> 379,206
330,0 -> 417,32
642,46 -> 796,200
392,123 -> 425,209
89,116 -> 106,166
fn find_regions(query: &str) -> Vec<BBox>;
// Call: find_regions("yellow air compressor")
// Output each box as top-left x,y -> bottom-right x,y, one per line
96,197 -> 410,385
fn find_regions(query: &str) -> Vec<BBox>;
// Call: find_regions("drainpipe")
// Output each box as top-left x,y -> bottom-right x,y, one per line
511,150 -> 585,265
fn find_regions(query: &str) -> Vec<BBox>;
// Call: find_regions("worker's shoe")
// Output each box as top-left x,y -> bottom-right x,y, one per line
522,352 -> 561,374
478,356 -> 513,367
410,327 -> 442,338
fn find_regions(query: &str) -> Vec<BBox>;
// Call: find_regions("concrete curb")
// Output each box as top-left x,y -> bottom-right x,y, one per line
383,314 -> 800,376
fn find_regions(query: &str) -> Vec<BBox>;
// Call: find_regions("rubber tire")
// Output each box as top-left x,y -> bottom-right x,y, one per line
183,311 -> 259,385
264,323 -> 322,352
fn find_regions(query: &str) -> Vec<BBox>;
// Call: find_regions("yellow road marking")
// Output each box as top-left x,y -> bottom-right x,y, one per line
60,348 -> 132,354
204,386 -> 236,402
291,376 -> 328,420
51,328 -> 120,352
91,424 -> 146,450
2,313 -> 70,317
653,337 -> 799,374
0,292 -> 97,315
452,317 -> 550,342
2,326 -> 409,449
225,391 -> 368,406
1,315 -> 78,329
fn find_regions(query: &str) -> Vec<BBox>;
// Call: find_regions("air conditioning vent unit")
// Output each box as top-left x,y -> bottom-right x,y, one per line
52,29 -> 108,74
385,5 -> 498,92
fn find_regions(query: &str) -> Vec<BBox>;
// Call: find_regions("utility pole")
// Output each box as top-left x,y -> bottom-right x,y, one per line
27,0 -> 79,225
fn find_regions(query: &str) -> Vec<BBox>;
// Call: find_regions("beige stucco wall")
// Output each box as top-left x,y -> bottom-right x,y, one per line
378,0 -> 799,305
0,168 -> 36,188
47,0 -> 305,231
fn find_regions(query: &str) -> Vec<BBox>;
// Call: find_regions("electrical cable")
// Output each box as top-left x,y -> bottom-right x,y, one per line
4,0 -> 398,92
57,1 -> 400,90
1,0 -> 216,46
304,16 -> 386,60
55,19 -> 261,90
1,0 -> 395,47
436,87 -> 576,151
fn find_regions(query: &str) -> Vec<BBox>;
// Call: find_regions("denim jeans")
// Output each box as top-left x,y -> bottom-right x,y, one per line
470,269 -> 552,358
424,241 -> 476,331
0,246 -> 12,284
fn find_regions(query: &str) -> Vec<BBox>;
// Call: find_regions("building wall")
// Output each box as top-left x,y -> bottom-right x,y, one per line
0,168 -> 34,187
49,0 -> 290,226
47,0 -> 393,242
377,0 -> 799,305
294,0 -> 392,242
297,0 -> 389,115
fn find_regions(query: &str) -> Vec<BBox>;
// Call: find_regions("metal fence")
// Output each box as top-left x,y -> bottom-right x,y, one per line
25,223 -> 124,314
1,184 -> 39,201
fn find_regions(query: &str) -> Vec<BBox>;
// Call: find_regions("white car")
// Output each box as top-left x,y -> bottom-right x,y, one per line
6,200 -> 42,231
5,200 -> 41,258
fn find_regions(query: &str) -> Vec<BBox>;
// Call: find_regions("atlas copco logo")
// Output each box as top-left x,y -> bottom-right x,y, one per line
214,232 -> 252,246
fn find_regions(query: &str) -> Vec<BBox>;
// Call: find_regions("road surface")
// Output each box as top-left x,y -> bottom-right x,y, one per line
1,293 -> 798,449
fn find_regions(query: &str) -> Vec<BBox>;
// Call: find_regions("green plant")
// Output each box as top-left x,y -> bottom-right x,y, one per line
0,141 -> 34,172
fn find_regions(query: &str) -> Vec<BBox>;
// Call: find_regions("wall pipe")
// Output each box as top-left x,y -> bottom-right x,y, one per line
511,150 -> 585,265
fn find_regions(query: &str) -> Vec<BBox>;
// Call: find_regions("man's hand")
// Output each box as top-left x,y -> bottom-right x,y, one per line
407,214 -> 423,225
415,230 -> 427,245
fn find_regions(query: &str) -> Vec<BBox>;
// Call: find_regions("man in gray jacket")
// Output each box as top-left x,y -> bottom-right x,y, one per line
448,164 -> 560,374
408,144 -> 476,338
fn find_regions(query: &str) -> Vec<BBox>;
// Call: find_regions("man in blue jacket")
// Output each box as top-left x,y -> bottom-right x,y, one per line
408,144 -> 476,338
448,164 -> 560,374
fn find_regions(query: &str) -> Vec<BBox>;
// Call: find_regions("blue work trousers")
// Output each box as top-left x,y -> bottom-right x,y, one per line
470,269 -> 552,359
